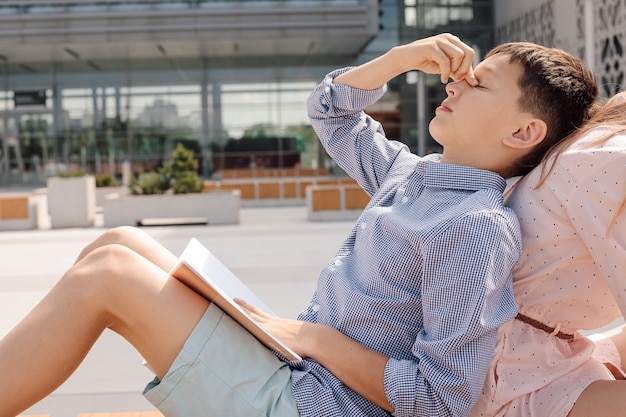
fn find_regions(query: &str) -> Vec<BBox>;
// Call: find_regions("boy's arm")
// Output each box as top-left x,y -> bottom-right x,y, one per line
406,212 -> 519,414
333,33 -> 478,90
308,33 -> 478,195
238,299 -> 394,412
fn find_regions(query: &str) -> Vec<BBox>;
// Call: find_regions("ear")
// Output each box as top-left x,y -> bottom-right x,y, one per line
503,118 -> 547,149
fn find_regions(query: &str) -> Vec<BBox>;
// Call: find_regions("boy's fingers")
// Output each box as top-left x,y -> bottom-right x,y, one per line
434,35 -> 477,85
447,40 -> 478,85
454,66 -> 478,86
234,297 -> 272,319
423,46 -> 453,83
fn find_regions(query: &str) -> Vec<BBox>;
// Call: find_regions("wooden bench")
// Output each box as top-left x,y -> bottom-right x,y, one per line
306,184 -> 370,221
0,195 -> 29,220
137,216 -> 209,226
77,413 -> 164,417
204,177 -> 359,208
19,412 -> 164,417
219,167 -> 329,179
0,193 -> 45,231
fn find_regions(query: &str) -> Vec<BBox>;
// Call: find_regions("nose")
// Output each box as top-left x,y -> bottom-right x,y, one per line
445,79 -> 465,96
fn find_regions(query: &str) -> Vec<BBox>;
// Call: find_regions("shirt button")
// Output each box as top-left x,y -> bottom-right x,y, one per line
312,304 -> 320,312
360,222 -> 367,230
324,86 -> 331,93
401,196 -> 409,203
334,258 -> 343,266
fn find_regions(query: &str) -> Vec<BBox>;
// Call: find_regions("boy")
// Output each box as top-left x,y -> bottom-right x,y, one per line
0,34 -> 597,417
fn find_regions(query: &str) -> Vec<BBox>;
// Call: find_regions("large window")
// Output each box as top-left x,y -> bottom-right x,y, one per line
221,82 -> 314,139
1,71 -> 325,185
404,0 -> 477,29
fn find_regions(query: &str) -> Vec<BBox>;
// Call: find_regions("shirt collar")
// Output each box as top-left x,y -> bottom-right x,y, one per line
416,154 -> 507,193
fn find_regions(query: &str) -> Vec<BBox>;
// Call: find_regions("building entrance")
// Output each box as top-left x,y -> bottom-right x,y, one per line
1,108 -> 55,186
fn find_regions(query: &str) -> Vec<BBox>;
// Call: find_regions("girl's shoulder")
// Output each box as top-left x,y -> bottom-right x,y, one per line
556,127 -> 624,171
564,126 -> 626,153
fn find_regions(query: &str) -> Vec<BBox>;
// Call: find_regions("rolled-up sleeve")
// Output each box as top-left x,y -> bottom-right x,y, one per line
307,68 -> 409,196
384,211 -> 519,417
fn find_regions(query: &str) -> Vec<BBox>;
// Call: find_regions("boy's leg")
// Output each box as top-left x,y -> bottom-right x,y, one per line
0,243 -> 208,417
74,226 -> 179,272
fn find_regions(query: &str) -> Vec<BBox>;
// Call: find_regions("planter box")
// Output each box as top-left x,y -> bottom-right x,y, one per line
102,191 -> 240,228
96,186 -> 128,207
47,175 -> 96,228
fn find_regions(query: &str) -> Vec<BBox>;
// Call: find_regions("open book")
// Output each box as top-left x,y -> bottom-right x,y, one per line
169,238 -> 302,362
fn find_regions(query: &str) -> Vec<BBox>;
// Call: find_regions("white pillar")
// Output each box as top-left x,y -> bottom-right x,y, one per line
416,73 -> 426,156
584,0 -> 595,71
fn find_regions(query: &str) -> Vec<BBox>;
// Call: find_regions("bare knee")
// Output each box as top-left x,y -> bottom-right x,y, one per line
102,226 -> 149,243
76,226 -> 146,262
64,244 -> 141,319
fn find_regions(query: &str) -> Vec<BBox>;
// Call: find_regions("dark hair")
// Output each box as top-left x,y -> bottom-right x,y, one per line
486,42 -> 598,176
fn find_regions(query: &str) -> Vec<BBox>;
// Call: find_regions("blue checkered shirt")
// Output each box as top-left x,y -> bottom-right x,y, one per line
291,68 -> 519,417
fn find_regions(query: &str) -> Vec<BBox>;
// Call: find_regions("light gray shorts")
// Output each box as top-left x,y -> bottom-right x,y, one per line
143,303 -> 300,417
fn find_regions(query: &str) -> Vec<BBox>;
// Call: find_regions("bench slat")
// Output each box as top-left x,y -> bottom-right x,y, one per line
77,412 -> 164,417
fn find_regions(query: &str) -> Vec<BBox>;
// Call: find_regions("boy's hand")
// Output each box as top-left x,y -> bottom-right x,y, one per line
398,33 -> 478,85
235,298 -> 312,357
332,33 -> 477,92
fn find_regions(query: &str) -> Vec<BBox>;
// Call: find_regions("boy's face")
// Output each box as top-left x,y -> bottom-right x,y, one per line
428,54 -> 527,153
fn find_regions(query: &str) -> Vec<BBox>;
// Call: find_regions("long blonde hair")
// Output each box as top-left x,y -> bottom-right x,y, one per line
537,94 -> 626,228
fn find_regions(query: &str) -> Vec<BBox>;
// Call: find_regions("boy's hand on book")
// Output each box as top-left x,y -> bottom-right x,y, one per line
235,298 -> 316,358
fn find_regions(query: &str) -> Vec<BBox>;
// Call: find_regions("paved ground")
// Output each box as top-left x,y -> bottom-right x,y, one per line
0,206 -> 354,416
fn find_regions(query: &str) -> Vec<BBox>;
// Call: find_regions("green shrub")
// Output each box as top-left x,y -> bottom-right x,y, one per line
95,173 -> 119,188
129,170 -> 171,195
129,144 -> 203,195
169,144 -> 204,194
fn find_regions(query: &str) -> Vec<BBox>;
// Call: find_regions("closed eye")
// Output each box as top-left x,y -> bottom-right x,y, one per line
469,77 -> 486,89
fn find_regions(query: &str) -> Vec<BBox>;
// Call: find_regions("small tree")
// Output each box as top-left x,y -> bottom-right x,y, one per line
168,143 -> 204,194
129,143 -> 203,195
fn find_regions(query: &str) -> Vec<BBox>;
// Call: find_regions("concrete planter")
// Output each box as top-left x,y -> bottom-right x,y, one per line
95,186 -> 128,207
102,190 -> 240,228
47,175 -> 96,228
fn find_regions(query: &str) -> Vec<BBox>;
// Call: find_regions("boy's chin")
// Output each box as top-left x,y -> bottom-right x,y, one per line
427,130 -> 444,147
430,138 -> 444,148
428,121 -> 446,146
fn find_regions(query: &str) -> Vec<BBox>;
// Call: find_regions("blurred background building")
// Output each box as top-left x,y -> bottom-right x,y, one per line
0,0 -> 623,187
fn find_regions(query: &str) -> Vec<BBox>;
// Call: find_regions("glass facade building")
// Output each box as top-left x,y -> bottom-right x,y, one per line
0,0 -> 495,187
0,0 -> 380,186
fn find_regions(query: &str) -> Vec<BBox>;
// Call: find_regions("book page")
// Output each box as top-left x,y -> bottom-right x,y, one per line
170,238 -> 302,362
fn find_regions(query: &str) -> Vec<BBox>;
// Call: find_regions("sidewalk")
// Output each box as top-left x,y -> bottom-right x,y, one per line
0,206 -> 354,416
